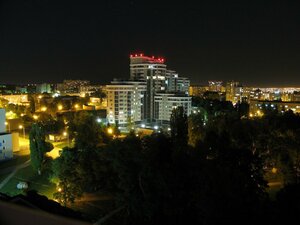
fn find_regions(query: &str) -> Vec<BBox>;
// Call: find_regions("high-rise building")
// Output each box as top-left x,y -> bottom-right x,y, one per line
107,53 -> 191,128
106,81 -> 146,126
154,93 -> 191,122
176,77 -> 190,94
226,81 -> 242,104
130,54 -> 191,122
130,54 -> 167,81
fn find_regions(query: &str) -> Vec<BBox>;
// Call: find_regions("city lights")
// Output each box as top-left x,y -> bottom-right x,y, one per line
107,127 -> 113,135
19,125 -> 25,138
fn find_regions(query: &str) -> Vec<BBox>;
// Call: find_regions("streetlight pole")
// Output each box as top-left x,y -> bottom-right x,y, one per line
63,132 -> 69,147
19,125 -> 25,138
5,122 -> 10,132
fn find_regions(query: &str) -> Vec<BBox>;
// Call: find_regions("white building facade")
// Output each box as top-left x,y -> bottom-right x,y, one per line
154,93 -> 192,121
0,109 -> 13,160
106,81 -> 147,126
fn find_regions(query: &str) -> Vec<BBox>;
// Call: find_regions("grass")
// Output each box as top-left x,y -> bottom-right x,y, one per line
1,165 -> 56,199
0,173 -> 9,183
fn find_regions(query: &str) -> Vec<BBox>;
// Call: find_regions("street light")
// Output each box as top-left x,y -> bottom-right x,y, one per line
5,121 -> 10,132
107,127 -> 113,135
33,115 -> 39,120
41,106 -> 47,112
63,131 -> 70,147
58,105 -> 63,111
19,125 -> 25,138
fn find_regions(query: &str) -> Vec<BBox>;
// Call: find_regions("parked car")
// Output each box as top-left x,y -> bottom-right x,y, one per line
17,181 -> 28,190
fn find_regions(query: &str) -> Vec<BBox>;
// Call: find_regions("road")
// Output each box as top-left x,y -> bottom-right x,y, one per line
0,159 -> 31,189
19,136 -> 67,159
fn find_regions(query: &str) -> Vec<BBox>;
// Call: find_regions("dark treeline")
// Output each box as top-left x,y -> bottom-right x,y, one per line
50,100 -> 300,225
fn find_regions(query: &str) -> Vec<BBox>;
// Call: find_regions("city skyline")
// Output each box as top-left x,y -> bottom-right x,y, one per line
0,1 -> 300,86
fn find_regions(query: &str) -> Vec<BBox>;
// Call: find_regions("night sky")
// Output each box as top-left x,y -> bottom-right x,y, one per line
0,0 -> 300,86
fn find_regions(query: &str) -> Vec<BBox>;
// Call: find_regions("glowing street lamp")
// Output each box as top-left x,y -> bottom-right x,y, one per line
107,127 -> 113,135
33,115 -> 39,120
5,121 -> 10,132
19,125 -> 25,138
58,105 -> 63,111
41,106 -> 47,112
74,104 -> 79,110
63,131 -> 70,146
272,167 -> 278,174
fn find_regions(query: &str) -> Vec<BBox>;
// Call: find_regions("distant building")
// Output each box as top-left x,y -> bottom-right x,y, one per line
226,81 -> 243,104
79,85 -> 106,97
208,81 -> 223,92
189,85 -> 209,97
0,95 -> 29,106
106,81 -> 147,126
57,80 -> 90,94
154,93 -> 191,122
27,84 -> 37,94
175,77 -> 190,94
15,86 -> 27,94
292,91 -> 300,102
250,100 -> 300,116
36,83 -> 52,93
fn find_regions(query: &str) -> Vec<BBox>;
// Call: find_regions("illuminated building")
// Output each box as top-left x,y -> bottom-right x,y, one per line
208,81 -> 223,92
226,81 -> 243,104
129,54 -> 190,122
0,108 -> 18,160
154,93 -> 191,122
130,54 -> 167,80
79,85 -> 106,97
189,85 -> 209,97
36,83 -> 52,93
250,100 -> 300,115
0,94 -> 29,106
107,53 -> 191,127
106,81 -> 146,126
57,80 -> 90,94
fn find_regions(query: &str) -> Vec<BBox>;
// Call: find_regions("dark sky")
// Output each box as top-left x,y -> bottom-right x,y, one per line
0,0 -> 300,86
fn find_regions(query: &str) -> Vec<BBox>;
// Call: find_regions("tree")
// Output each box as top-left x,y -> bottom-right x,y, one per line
170,106 -> 188,148
90,89 -> 106,103
68,111 -> 111,149
29,123 -> 53,174
52,148 -> 84,206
